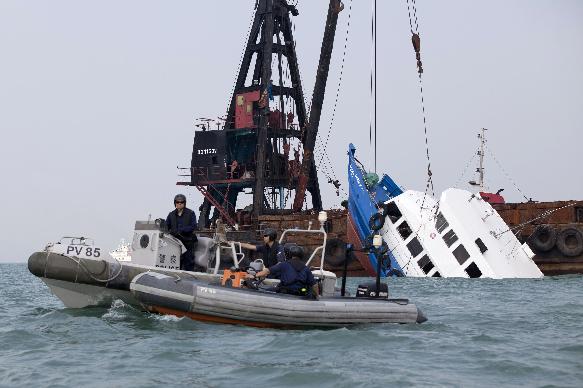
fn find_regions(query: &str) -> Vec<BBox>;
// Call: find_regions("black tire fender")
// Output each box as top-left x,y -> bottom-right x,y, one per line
528,225 -> 557,252
369,213 -> 385,231
324,238 -> 348,267
556,227 -> 583,257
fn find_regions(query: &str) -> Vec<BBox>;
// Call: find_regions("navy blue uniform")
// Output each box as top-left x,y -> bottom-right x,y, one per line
269,258 -> 316,295
255,242 -> 285,268
166,208 -> 198,271
166,208 -> 197,237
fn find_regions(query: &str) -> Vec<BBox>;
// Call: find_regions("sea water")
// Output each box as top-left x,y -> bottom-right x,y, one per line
0,263 -> 582,387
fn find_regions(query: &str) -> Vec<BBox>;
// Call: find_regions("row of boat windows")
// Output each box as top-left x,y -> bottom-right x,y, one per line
385,202 -> 441,277
385,201 -> 484,278
435,212 -> 483,278
435,212 -> 486,276
417,254 -> 441,277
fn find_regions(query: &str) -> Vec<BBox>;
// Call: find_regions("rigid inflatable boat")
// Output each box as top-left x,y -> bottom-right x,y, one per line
130,272 -> 426,327
28,215 -> 427,327
128,221 -> 426,327
28,247 -> 211,308
27,222 -> 251,308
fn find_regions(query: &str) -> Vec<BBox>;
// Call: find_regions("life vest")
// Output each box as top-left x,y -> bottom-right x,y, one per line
167,208 -> 198,243
277,259 -> 315,296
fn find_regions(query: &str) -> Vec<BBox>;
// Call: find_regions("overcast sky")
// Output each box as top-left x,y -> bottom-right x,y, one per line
1,1 -> 582,262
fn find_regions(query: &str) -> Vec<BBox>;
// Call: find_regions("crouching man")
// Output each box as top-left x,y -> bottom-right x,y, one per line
247,244 -> 319,299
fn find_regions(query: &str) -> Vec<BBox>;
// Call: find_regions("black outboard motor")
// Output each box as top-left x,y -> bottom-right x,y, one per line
356,281 -> 388,298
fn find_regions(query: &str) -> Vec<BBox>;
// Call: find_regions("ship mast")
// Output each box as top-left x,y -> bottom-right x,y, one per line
469,128 -> 487,191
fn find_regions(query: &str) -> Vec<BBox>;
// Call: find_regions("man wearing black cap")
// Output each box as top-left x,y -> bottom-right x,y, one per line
238,228 -> 285,268
166,194 -> 198,271
247,243 -> 318,298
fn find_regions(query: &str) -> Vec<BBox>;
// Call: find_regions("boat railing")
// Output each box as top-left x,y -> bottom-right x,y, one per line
211,241 -> 246,275
209,211 -> 329,274
305,245 -> 325,269
58,236 -> 95,246
280,211 -> 329,271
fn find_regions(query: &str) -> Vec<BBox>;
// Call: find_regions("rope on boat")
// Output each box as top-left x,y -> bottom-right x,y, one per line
453,152 -> 478,189
49,252 -> 125,284
484,143 -> 532,202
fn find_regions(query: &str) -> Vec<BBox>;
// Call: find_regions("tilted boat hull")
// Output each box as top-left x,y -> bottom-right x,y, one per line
347,144 -> 404,277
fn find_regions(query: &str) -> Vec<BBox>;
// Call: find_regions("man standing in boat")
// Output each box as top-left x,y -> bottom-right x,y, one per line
166,194 -> 198,271
238,228 -> 285,268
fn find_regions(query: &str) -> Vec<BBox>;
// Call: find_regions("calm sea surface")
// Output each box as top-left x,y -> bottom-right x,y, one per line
0,263 -> 582,387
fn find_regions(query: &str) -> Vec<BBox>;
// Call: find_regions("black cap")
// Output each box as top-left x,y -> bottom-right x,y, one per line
287,244 -> 304,260
174,194 -> 186,203
262,228 -> 277,241
283,242 -> 297,259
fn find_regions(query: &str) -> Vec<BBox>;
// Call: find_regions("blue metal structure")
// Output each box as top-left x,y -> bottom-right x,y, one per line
347,143 -> 404,276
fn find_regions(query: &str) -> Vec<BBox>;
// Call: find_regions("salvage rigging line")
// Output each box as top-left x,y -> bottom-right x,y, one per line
224,5 -> 257,121
374,0 -> 377,173
407,0 -> 435,200
289,4 -> 310,119
312,0 -> 353,197
315,0 -> 353,172
496,202 -> 579,238
485,143 -> 531,202
368,0 -> 376,171
403,0 -> 442,242
453,151 -> 477,189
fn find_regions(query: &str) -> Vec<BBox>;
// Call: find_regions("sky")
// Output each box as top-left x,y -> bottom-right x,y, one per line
1,1 -> 582,262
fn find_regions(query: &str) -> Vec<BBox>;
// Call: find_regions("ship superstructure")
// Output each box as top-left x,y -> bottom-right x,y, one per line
179,0 -> 344,230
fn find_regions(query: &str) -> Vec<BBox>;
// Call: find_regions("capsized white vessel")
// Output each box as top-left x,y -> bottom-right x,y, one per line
375,188 -> 543,278
109,239 -> 132,262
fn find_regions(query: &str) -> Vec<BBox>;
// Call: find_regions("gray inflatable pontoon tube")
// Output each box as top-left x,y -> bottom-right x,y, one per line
130,272 -> 427,328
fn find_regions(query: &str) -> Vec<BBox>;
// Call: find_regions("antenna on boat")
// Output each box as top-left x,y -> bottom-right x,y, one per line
469,128 -> 487,191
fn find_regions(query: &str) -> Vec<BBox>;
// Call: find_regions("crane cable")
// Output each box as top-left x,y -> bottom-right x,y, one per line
366,0 -> 377,171
405,0 -> 437,229
315,0 -> 352,169
289,9 -> 310,121
311,0 -> 353,197
224,5 -> 257,121
406,0 -> 435,202
374,0 -> 377,173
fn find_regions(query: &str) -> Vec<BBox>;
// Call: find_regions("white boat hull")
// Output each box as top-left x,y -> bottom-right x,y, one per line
378,188 -> 543,278
42,277 -> 135,308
